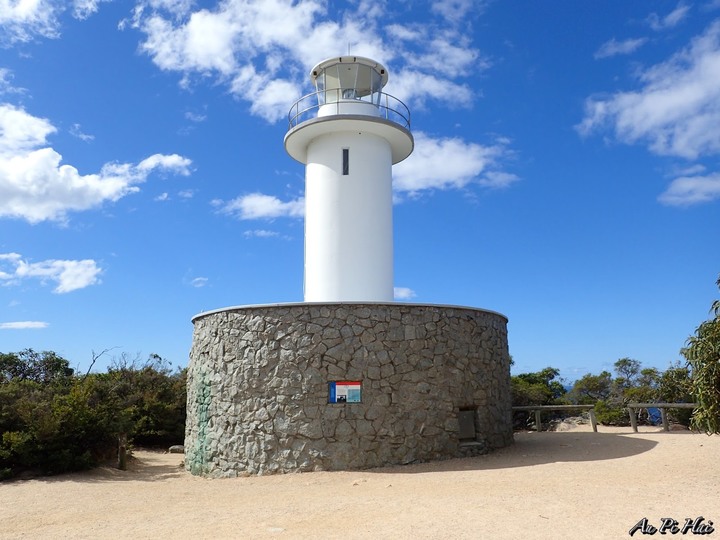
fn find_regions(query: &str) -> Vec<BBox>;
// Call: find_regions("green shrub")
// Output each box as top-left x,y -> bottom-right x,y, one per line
0,351 -> 186,479
594,399 -> 628,425
511,367 -> 566,428
682,275 -> 720,434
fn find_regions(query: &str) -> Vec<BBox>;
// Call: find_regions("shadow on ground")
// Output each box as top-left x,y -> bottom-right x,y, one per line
10,430 -> 676,482
374,431 -> 660,474
7,450 -> 187,485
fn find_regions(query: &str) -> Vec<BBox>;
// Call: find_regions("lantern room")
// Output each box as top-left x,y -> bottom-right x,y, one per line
311,56 -> 388,105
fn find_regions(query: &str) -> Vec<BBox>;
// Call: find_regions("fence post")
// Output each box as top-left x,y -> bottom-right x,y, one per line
628,407 -> 638,433
660,408 -> 669,432
588,409 -> 598,432
118,433 -> 128,471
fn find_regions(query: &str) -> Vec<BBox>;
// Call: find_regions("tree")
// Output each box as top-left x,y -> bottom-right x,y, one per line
0,349 -> 74,384
566,360 -> 659,425
565,371 -> 612,404
658,362 -> 694,426
511,367 -> 567,429
625,367 -> 660,404
613,357 -> 641,391
682,274 -> 720,434
104,353 -> 187,447
511,367 -> 566,406
658,362 -> 693,403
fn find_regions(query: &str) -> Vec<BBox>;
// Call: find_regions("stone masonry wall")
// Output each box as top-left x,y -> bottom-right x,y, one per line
185,303 -> 512,477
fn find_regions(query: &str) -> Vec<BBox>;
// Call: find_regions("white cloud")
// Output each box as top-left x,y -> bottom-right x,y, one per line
0,103 -> 56,154
243,229 -> 279,238
129,0 -> 483,122
178,189 -> 195,198
403,33 -> 486,78
137,153 -> 192,174
393,132 -> 517,194
0,0 -> 59,44
0,252 -> 102,293
231,70 -> 302,123
0,321 -> 49,329
577,20 -> 720,160
0,104 -> 192,223
185,111 -> 206,122
431,0 -> 475,22
190,276 -> 208,287
594,37 -> 648,59
391,69 -> 474,110
142,8 -> 239,75
73,0 -> 109,20
155,192 -> 170,201
479,171 -> 520,188
386,24 -> 423,43
647,2 -> 691,31
658,172 -> 720,206
70,123 -> 95,142
0,0 -> 108,43
217,193 -> 304,220
144,0 -> 195,14
394,287 -> 416,300
669,164 -> 706,177
0,68 -> 25,95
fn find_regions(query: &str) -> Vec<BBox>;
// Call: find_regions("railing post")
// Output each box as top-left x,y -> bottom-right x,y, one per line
628,407 -> 638,433
588,409 -> 598,432
660,408 -> 669,431
534,410 -> 542,432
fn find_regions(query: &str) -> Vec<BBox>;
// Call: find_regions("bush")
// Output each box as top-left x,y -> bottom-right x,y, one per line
682,275 -> 720,434
657,363 -> 694,426
511,367 -> 566,429
0,351 -> 186,479
104,354 -> 187,447
594,399 -> 628,425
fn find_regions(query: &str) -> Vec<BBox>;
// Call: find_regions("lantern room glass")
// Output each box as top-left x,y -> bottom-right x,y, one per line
315,62 -> 383,106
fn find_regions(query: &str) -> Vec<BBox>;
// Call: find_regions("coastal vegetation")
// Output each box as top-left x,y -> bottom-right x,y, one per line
0,351 -> 185,480
1,275 -> 718,479
512,277 -> 718,431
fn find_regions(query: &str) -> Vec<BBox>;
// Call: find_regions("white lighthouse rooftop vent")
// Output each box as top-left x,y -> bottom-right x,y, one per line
284,56 -> 414,303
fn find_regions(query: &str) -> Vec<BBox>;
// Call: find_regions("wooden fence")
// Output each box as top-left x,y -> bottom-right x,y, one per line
512,404 -> 598,433
626,402 -> 697,432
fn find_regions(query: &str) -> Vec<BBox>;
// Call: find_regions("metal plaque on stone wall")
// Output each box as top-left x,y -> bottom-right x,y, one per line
328,381 -> 362,403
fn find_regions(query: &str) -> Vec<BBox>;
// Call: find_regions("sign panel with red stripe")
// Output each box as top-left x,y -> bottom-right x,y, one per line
328,381 -> 362,403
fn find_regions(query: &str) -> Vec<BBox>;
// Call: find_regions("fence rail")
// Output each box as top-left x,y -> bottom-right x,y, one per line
626,402 -> 697,432
512,404 -> 597,433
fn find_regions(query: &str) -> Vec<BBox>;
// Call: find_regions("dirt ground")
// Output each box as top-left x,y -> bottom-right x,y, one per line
1,424 -> 718,540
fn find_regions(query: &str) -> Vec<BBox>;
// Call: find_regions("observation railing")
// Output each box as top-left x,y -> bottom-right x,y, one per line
288,89 -> 411,132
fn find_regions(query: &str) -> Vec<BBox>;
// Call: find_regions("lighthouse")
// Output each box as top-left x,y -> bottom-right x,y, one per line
284,56 -> 413,303
185,55 -> 513,477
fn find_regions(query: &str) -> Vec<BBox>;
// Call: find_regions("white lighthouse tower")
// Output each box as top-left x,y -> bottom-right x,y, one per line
285,56 -> 413,303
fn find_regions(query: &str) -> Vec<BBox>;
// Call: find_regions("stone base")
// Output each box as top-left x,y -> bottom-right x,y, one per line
185,302 -> 513,477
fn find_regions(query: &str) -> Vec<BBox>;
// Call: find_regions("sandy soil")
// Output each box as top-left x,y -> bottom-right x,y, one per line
1,424 -> 718,540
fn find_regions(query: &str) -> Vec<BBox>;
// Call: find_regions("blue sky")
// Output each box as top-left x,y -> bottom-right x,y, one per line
1,0 -> 719,382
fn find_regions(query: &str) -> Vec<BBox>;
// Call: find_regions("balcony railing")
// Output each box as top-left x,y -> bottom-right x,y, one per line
288,89 -> 411,131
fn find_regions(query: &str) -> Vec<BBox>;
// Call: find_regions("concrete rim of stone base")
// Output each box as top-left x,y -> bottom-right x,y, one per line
191,301 -> 508,324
